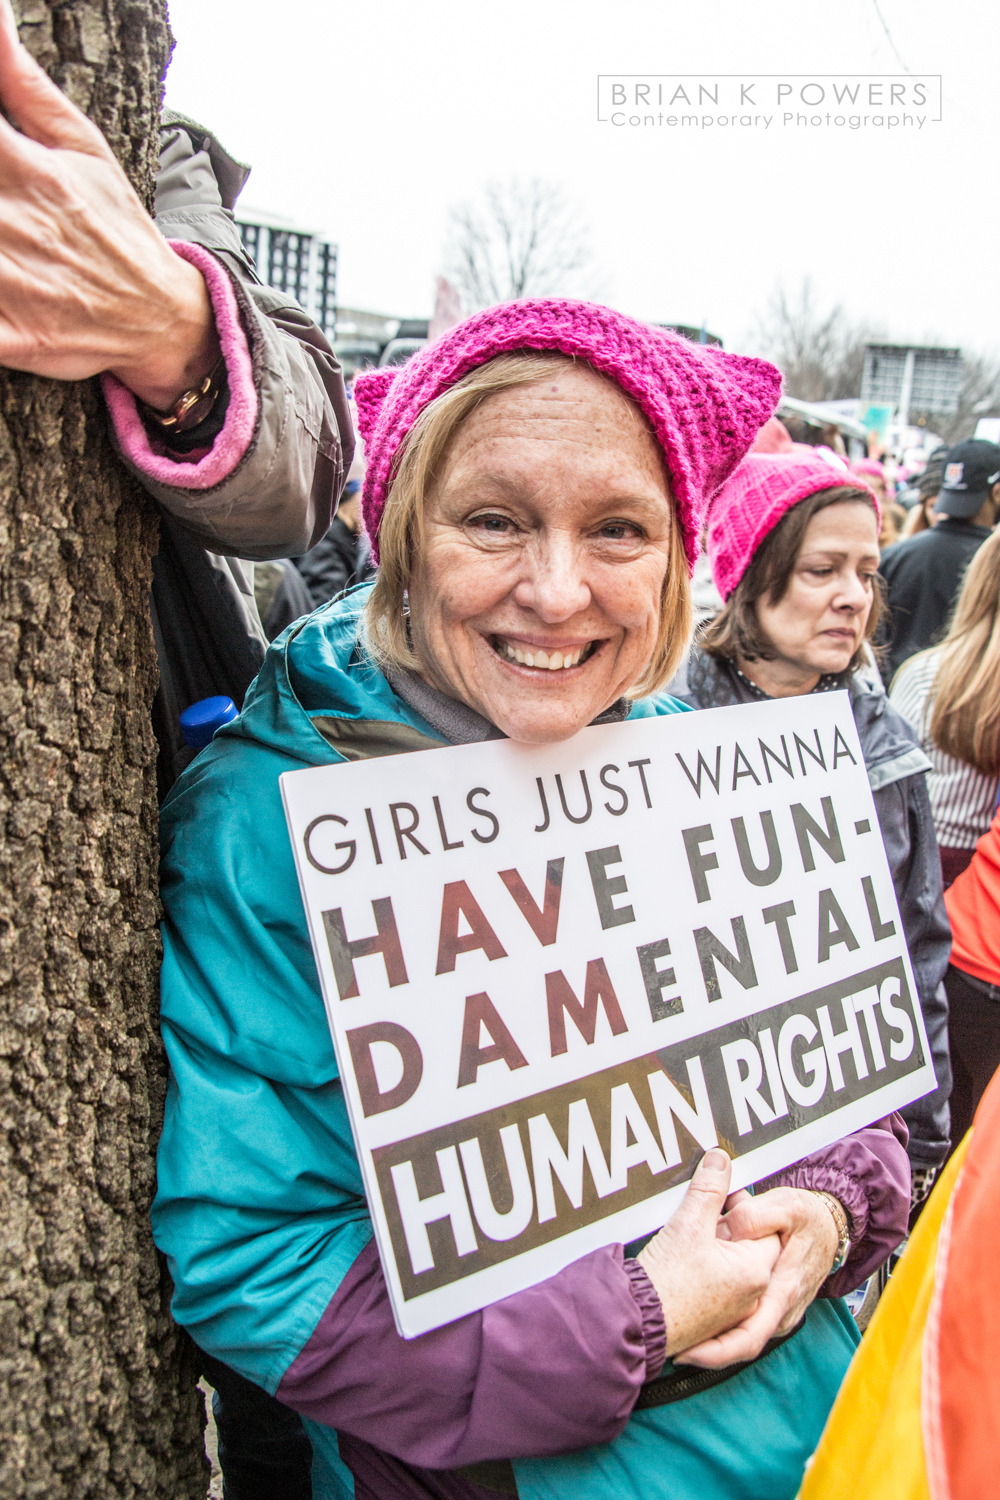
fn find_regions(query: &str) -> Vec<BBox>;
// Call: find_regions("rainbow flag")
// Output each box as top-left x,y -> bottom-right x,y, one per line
799,1068 -> 1000,1500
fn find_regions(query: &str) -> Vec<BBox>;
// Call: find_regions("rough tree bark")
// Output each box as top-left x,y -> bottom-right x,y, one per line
0,2 -> 206,1495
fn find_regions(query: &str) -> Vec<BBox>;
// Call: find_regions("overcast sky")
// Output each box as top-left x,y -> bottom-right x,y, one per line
163,0 -> 997,357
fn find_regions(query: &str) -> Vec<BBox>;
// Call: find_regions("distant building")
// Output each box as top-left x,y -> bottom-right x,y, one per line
235,207 -> 338,339
861,345 -> 963,425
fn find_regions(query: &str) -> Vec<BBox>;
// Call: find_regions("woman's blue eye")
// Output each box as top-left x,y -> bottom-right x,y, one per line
473,514 -> 511,532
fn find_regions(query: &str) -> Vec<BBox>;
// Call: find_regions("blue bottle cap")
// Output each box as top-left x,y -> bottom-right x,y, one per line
179,695 -> 239,749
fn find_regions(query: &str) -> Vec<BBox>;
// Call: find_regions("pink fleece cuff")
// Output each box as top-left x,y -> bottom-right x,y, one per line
101,239 -> 258,490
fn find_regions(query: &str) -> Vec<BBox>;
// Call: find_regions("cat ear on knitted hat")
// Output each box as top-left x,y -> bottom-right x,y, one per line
352,367 -> 398,445
701,349 -> 784,492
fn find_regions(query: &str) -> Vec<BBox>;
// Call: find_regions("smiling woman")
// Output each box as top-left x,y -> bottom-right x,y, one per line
367,353 -> 690,743
154,303 -> 912,1500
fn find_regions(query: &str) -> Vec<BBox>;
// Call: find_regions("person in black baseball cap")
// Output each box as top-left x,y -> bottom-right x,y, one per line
878,438 -> 1000,682
934,438 -> 1000,518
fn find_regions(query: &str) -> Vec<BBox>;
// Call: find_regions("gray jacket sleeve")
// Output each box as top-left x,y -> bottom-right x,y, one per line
873,771 -> 952,1168
112,117 -> 354,561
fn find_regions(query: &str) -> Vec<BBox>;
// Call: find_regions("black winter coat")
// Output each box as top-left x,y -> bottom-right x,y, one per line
684,648 -> 952,1170
294,516 -> 375,608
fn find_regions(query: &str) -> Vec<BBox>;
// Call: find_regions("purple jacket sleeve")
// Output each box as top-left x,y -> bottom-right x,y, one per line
759,1112 -> 911,1295
276,1240 -> 665,1469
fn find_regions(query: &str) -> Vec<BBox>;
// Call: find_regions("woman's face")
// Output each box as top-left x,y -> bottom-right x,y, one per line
753,502 -> 880,688
407,363 -> 674,744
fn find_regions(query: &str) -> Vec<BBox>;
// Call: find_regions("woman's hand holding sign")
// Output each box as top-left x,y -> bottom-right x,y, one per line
636,1150 -> 783,1359
668,1180 -> 841,1369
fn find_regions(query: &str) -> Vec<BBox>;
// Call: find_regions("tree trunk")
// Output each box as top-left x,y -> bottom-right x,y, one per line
0,3 -> 206,1495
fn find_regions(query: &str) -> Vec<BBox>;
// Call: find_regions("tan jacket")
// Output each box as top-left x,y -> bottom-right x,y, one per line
109,112 -> 355,792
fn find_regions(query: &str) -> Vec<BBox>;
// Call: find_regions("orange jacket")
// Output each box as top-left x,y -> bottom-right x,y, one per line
945,805 -> 1000,985
799,1066 -> 1000,1500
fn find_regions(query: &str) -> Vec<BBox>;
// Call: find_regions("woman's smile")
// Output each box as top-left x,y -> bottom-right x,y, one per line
489,633 -> 602,672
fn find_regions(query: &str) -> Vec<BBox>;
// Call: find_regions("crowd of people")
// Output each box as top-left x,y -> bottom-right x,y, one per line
2,5 -> 1000,1496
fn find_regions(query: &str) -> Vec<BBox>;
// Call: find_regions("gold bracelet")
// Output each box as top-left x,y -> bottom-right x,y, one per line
142,356 -> 226,434
813,1191 -> 852,1273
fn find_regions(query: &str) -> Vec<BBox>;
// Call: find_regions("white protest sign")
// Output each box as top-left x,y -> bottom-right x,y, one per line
281,692 -> 934,1338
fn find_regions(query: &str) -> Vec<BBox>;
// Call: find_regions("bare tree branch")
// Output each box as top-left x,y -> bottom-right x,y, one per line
750,278 -> 882,402
933,353 -> 1000,444
445,179 -> 596,310
871,0 -> 911,73
749,277 -> 1000,444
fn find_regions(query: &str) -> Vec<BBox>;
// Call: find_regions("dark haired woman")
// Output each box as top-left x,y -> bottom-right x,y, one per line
684,452 -> 952,1202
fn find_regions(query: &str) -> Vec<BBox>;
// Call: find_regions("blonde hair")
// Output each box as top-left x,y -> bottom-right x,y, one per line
900,496 -> 935,538
926,528 -> 1000,774
363,351 -> 693,698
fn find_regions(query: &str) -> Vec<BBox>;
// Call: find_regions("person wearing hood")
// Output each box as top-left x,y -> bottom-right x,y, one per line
683,453 -> 951,1209
154,304 -> 910,1500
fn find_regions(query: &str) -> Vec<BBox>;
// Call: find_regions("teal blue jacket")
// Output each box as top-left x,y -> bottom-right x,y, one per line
153,589 -> 859,1500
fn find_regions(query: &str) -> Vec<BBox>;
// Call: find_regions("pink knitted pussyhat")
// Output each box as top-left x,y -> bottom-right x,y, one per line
353,300 -> 782,572
850,457 -> 886,478
706,452 -> 881,601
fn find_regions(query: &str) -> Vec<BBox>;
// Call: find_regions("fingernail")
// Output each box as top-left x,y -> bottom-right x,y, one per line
702,1149 -> 730,1172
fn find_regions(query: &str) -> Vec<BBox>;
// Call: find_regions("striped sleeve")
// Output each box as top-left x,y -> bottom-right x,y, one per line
890,652 -> 1000,849
889,650 -> 936,738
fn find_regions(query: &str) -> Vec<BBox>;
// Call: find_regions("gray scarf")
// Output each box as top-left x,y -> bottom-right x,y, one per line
385,665 -> 630,747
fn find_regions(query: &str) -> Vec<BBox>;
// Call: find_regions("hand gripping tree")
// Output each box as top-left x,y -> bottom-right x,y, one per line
0,3 -> 206,1495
